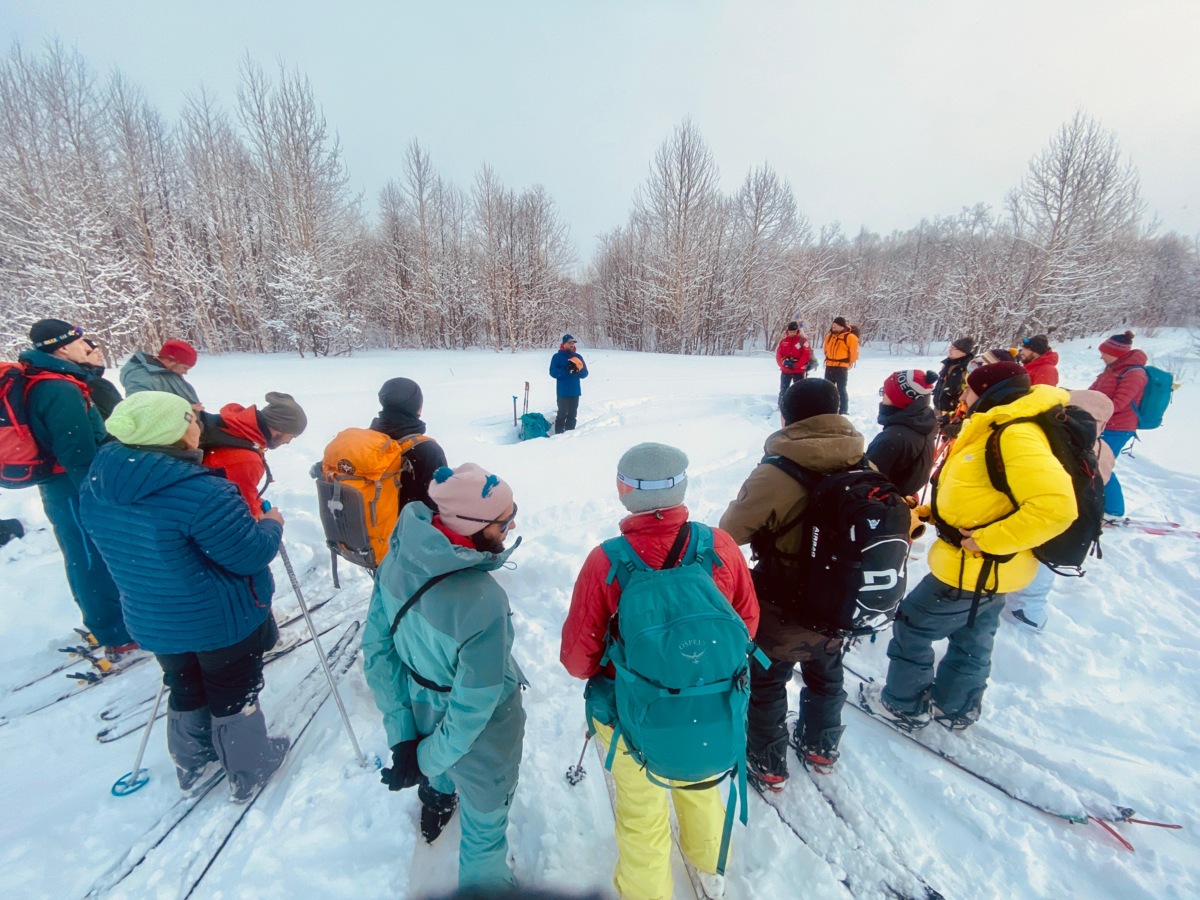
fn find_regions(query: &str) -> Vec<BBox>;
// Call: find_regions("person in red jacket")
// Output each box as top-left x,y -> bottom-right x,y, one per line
774,321 -> 812,402
1018,335 -> 1060,386
200,392 -> 308,515
560,442 -> 758,900
1089,331 -> 1148,516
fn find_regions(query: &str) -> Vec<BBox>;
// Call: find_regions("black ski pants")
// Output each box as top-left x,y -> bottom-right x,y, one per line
823,366 -> 850,414
747,642 -> 847,755
779,371 -> 805,402
555,395 -> 580,433
157,617 -> 278,717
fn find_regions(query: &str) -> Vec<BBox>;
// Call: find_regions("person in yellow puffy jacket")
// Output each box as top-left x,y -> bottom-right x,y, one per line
861,361 -> 1076,731
822,316 -> 859,414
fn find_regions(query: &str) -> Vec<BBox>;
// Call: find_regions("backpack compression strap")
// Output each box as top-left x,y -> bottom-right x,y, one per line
388,570 -> 456,636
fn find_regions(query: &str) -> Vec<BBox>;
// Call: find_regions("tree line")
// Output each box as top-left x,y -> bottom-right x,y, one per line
1,43 -> 1197,360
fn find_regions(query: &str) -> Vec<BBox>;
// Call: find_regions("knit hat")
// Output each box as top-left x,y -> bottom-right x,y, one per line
562,333 -> 576,344
1022,335 -> 1050,356
106,391 -> 193,446
967,361 -> 1027,397
1099,331 -> 1135,357
951,336 -> 976,355
428,463 -> 514,536
786,321 -> 799,331
260,391 -> 307,436
378,377 -> 423,417
30,319 -> 83,352
158,340 -> 198,367
616,443 -> 688,514
781,379 -> 840,425
832,316 -> 848,327
882,370 -> 937,408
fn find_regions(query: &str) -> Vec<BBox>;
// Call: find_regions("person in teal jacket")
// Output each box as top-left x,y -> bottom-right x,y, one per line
362,462 -> 525,891
18,319 -> 133,653
120,340 -> 201,409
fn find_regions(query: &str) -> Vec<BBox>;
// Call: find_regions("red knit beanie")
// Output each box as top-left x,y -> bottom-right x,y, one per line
158,340 -> 198,367
967,361 -> 1027,397
882,370 -> 936,408
1099,331 -> 1135,358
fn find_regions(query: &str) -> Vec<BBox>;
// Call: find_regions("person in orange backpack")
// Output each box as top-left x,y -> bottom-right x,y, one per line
369,378 -> 447,512
822,317 -> 859,414
200,392 -> 307,516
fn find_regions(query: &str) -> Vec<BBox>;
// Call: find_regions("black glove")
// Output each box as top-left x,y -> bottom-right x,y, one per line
419,777 -> 459,843
380,739 -> 421,791
784,357 -> 797,368
567,361 -> 580,374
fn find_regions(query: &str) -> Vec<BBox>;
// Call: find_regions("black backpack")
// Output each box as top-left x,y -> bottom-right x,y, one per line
983,405 -> 1104,575
757,456 -> 912,637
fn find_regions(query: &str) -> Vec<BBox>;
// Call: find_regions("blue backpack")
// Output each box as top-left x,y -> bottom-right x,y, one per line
1127,365 -> 1174,430
519,412 -> 552,440
599,522 -> 767,876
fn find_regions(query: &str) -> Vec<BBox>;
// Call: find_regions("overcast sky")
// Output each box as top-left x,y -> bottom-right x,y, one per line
4,1 -> 1199,262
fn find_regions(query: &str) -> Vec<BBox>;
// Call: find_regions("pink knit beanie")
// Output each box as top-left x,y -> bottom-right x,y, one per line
428,463 -> 515,535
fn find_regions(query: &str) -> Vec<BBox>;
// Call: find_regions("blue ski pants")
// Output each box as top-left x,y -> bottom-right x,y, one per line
882,573 -> 1004,718
1101,430 -> 1135,516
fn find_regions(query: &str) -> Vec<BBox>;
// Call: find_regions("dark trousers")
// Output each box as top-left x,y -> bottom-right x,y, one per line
555,395 -> 580,433
779,371 -> 805,401
157,617 -> 278,717
882,573 -> 1003,718
747,642 -> 846,756
823,366 -> 850,414
39,481 -> 130,646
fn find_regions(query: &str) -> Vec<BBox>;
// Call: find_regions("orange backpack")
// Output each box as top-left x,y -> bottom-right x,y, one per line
314,428 -> 430,584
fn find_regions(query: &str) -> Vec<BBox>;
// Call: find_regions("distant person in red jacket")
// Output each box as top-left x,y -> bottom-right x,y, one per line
1089,331 -> 1148,517
774,321 -> 812,403
560,442 -> 758,900
200,392 -> 308,515
1018,335 -> 1060,386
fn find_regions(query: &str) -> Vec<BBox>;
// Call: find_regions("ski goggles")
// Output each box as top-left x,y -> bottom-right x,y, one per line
616,470 -> 686,497
33,324 -> 84,350
453,503 -> 518,530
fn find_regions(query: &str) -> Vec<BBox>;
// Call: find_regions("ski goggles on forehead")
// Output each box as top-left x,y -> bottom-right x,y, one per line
454,503 -> 518,529
616,470 -> 686,497
33,324 -> 84,349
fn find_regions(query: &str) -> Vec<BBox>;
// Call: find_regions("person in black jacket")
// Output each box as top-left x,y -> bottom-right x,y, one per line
370,377 -> 448,511
866,370 -> 939,496
933,337 -> 975,436
79,338 -> 124,420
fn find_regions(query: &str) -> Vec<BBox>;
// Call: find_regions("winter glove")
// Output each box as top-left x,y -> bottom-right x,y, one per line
783,357 -> 798,368
380,739 -> 422,791
418,777 -> 459,843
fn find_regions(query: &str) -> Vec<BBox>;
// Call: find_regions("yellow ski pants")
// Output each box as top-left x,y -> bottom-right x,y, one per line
592,721 -> 728,900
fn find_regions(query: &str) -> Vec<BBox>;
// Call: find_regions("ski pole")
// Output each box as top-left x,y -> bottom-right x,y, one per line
513,395 -> 518,427
565,732 -> 591,785
112,680 -> 166,796
266,504 -> 369,768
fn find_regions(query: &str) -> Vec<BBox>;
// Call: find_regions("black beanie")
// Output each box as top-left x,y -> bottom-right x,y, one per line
30,319 -> 82,351
832,316 -> 848,328
952,336 -> 976,355
781,379 -> 840,425
1023,334 -> 1050,356
378,377 -> 423,417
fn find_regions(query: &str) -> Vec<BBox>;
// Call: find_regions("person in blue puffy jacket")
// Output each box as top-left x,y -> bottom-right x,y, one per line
549,333 -> 588,433
80,391 -> 289,802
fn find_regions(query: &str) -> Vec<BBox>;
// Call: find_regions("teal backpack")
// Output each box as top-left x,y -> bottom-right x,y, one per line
519,412 -> 552,440
1128,365 -> 1174,430
598,521 -> 767,876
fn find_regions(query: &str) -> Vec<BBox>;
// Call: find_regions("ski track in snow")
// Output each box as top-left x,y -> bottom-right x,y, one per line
1,332 -> 1197,898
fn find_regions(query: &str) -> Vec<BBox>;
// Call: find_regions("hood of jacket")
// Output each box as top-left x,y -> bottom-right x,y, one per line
215,402 -> 267,446
85,441 -> 216,506
1027,349 -> 1059,370
370,411 -> 427,440
387,501 -> 518,582
876,399 -> 937,435
764,414 -> 864,473
17,348 -> 89,380
127,351 -> 170,376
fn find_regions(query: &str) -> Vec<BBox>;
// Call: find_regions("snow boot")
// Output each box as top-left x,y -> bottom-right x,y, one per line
747,734 -> 789,792
104,641 -> 141,664
1002,608 -> 1045,633
167,707 -> 220,791
211,704 -> 290,802
932,700 -> 983,732
794,725 -> 845,775
698,870 -> 726,899
418,777 -> 458,843
859,684 -> 930,732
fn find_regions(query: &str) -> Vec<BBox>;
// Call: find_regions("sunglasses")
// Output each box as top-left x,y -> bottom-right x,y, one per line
455,502 -> 518,530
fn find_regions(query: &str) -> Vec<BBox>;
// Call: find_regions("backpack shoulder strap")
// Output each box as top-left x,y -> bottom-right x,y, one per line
388,570 -> 457,636
984,414 -> 1044,511
601,535 -> 646,587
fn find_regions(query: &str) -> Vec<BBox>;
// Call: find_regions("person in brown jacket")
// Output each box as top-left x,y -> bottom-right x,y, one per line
720,379 -> 865,786
822,317 -> 859,414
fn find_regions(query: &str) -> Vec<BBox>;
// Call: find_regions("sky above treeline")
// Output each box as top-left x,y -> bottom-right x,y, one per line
4,0 -> 1198,261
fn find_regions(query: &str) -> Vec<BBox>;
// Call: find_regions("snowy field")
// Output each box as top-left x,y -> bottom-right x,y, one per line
1,331 -> 1198,899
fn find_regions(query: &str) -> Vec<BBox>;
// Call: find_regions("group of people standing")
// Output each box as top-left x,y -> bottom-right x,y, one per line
4,314 -> 1164,899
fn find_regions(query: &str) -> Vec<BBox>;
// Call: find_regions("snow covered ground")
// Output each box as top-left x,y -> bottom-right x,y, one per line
1,330 -> 1198,899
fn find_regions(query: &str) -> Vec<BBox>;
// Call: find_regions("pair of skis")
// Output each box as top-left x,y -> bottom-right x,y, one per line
1102,516 -> 1200,538
84,620 -> 361,898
